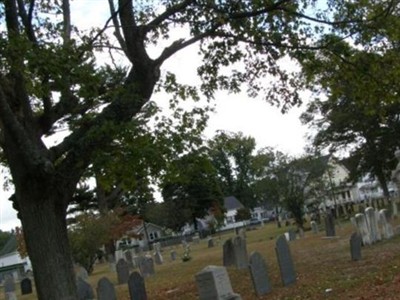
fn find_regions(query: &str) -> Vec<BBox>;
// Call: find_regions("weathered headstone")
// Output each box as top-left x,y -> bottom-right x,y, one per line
208,238 -> 214,248
222,238 -> 235,267
288,229 -> 296,241
116,258 -> 130,284
248,251 -> 272,296
20,277 -> 33,295
108,254 -> 116,272
4,275 -> 16,300
77,277 -> 95,300
380,209 -> 394,239
355,213 -> 371,245
365,207 -> 381,243
350,233 -> 362,261
125,250 -> 134,268
97,277 -> 117,300
192,236 -> 200,244
233,236 -> 248,270
75,265 -> 89,280
324,213 -> 336,237
298,228 -> 305,238
154,251 -> 163,265
195,265 -> 242,300
310,221 -> 319,234
275,235 -> 296,286
170,250 -> 177,261
139,256 -> 155,278
128,271 -> 148,300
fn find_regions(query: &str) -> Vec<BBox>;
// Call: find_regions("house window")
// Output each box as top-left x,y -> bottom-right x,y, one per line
149,231 -> 159,241
226,216 -> 234,224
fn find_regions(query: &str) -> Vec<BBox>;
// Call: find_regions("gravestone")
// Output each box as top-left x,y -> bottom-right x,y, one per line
238,228 -> 246,239
324,213 -> 335,237
288,229 -> 296,241
125,250 -> 134,268
310,221 -> 319,234
170,250 -> 177,261
154,251 -> 163,265
248,251 -> 272,296
275,235 -> 296,286
380,209 -> 394,239
298,228 -> 305,238
128,271 -> 148,300
350,217 -> 357,230
350,233 -> 362,261
77,277 -> 94,300
195,265 -> 242,300
139,256 -> 155,278
365,207 -> 381,243
192,236 -> 200,244
355,213 -> 371,246
208,238 -> 214,248
108,254 -> 116,272
75,265 -> 89,280
222,238 -> 235,267
233,236 -> 248,270
97,277 -> 117,300
116,258 -> 130,284
20,277 -> 33,295
4,275 -> 16,300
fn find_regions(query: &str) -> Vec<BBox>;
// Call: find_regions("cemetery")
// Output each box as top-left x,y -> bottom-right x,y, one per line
2,203 -> 400,299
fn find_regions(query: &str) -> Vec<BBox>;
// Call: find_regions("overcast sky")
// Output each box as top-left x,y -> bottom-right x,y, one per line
0,1 -> 310,232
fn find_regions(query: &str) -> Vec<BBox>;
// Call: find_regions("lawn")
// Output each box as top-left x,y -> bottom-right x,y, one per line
5,216 -> 400,299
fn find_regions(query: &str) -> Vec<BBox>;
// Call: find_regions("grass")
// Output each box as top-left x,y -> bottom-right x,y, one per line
4,216 -> 400,299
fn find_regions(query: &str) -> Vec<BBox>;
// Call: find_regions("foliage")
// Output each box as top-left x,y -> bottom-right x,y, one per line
161,149 -> 224,231
68,211 -> 141,274
235,207 -> 252,222
0,229 -> 12,253
181,245 -> 191,262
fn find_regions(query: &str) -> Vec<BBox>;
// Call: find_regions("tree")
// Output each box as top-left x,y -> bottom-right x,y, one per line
0,1 -> 381,298
161,150 -> 223,231
299,38 -> 400,197
235,207 -> 251,222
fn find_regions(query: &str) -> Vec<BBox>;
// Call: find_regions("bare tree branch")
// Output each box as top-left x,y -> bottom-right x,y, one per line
16,0 -> 37,43
146,0 -> 194,29
108,0 -> 128,57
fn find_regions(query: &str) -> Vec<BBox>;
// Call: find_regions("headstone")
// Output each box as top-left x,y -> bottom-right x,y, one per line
4,275 -> 16,300
355,213 -> 371,246
108,254 -> 116,272
77,277 -> 94,300
125,250 -> 134,268
208,238 -> 214,248
193,236 -> 200,244
298,228 -> 305,238
238,228 -> 246,239
310,221 -> 319,234
248,251 -> 272,296
20,277 -> 33,295
233,236 -> 248,270
350,217 -> 357,230
128,271 -> 148,300
116,258 -> 130,284
365,207 -> 381,243
75,265 -> 89,280
324,213 -> 336,237
154,251 -> 163,265
380,209 -> 394,239
97,277 -> 117,300
222,238 -> 235,267
153,242 -> 161,253
139,256 -> 155,278
170,250 -> 177,261
195,265 -> 242,300
392,200 -> 398,217
350,233 -> 362,261
275,235 -> 296,286
288,229 -> 296,241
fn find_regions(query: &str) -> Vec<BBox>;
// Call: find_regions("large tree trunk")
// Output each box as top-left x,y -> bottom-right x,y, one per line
18,189 -> 77,300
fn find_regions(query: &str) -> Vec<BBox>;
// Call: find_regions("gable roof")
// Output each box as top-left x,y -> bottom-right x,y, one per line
224,196 -> 244,210
0,235 -> 17,257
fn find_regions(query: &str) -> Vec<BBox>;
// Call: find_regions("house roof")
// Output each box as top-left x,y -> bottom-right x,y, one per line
0,235 -> 17,257
134,222 -> 163,234
224,196 -> 244,210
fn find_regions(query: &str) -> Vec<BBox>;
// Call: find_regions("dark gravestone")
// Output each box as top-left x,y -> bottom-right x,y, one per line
325,213 -> 336,237
233,236 -> 248,270
288,229 -> 296,241
97,277 -> 117,300
116,258 -> 130,284
154,251 -> 163,265
249,251 -> 272,296
222,238 -> 235,267
208,238 -> 214,248
20,277 -> 33,295
350,233 -> 362,261
77,277 -> 94,300
139,256 -> 155,278
4,275 -> 16,300
125,250 -> 134,268
128,271 -> 148,300
275,235 -> 296,286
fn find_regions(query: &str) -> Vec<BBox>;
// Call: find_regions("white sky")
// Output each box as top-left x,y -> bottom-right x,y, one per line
0,1 -> 309,232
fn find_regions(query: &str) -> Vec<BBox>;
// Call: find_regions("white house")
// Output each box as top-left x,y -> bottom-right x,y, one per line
116,221 -> 164,250
219,196 -> 248,231
0,235 -> 32,282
